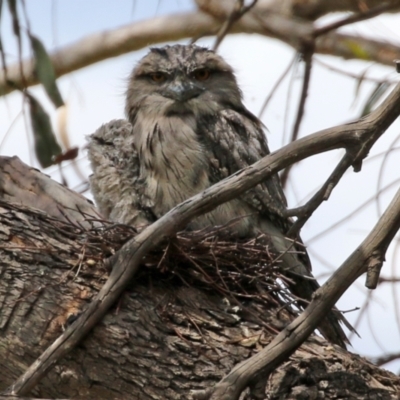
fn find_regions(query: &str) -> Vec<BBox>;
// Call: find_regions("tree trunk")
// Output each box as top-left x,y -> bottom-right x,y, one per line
0,157 -> 399,399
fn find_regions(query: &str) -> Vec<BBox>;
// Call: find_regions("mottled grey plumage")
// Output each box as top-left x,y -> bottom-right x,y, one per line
87,44 -> 351,347
87,119 -> 153,228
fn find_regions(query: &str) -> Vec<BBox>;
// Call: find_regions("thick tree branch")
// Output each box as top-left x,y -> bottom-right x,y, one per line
290,0 -> 400,20
313,2 -> 400,37
1,8 -> 400,97
5,80 -> 400,396
0,156 -> 99,226
196,0 -> 400,19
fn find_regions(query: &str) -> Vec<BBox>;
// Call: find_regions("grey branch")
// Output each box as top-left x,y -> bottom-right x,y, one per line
2,2 -> 400,96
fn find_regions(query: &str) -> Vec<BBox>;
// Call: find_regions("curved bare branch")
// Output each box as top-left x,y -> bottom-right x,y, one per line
1,8 -> 400,97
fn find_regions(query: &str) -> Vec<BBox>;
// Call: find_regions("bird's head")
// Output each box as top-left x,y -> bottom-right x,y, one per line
126,44 -> 243,122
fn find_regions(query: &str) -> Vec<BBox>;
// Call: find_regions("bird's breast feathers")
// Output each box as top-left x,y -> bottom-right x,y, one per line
133,112 -> 210,215
132,111 -> 255,234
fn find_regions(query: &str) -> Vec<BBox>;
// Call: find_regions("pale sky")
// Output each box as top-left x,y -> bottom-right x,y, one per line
1,0 -> 400,371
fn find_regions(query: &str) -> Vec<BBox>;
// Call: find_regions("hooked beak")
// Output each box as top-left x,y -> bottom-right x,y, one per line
163,81 -> 204,102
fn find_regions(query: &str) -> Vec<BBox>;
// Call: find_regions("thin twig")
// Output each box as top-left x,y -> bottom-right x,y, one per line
280,47 -> 313,188
286,152 -> 354,237
313,2 -> 400,37
258,53 -> 297,119
314,57 -> 398,84
375,132 -> 400,216
212,0 -> 258,51
308,178 -> 400,244
373,351 -> 400,367
390,236 -> 400,342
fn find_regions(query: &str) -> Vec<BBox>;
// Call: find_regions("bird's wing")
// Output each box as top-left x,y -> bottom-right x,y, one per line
198,108 -> 290,231
198,108 -> 315,272
87,119 -> 155,228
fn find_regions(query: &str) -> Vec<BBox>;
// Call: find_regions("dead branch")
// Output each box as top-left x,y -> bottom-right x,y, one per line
280,48 -> 313,189
286,0 -> 400,20
1,5 -> 400,97
313,2 -> 400,36
212,0 -> 258,50
373,351 -> 400,366
196,0 -> 400,20
286,153 -> 354,236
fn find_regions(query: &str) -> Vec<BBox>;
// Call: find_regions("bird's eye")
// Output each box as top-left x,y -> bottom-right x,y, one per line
149,73 -> 167,83
193,69 -> 210,81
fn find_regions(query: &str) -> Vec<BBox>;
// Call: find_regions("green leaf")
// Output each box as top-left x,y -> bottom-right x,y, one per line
360,82 -> 391,117
6,0 -> 19,37
26,92 -> 62,168
0,0 -> 6,70
345,40 -> 370,61
351,65 -> 373,109
29,34 -> 64,108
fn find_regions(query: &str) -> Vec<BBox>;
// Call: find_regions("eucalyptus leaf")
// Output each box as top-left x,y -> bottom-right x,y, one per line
352,65 -> 373,109
27,92 -> 62,168
360,82 -> 391,117
345,40 -> 370,61
29,34 -> 64,108
6,0 -> 19,36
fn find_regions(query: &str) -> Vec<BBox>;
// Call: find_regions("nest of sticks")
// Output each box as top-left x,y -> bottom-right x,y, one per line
82,219 -> 302,318
1,201 -> 301,322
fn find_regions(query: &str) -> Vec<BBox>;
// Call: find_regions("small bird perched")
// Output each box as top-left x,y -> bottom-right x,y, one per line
87,44 -> 352,348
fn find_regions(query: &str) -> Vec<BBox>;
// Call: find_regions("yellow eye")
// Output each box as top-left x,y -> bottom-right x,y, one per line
149,72 -> 167,83
193,69 -> 210,81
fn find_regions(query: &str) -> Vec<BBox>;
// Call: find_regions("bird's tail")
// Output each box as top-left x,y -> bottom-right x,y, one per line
285,268 -> 352,348
260,221 -> 354,348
